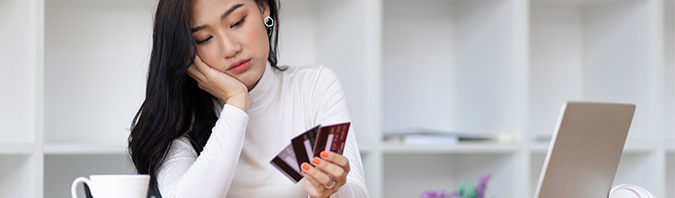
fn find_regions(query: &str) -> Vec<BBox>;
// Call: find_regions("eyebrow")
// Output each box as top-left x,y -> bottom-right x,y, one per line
191,3 -> 244,32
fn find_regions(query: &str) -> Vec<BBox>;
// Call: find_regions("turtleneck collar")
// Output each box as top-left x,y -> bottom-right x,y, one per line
248,63 -> 278,111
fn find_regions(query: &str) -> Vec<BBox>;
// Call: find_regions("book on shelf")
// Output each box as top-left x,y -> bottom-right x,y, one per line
382,127 -> 498,145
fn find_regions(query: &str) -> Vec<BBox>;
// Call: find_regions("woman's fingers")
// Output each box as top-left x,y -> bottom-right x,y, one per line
302,163 -> 335,189
303,163 -> 334,198
191,55 -> 209,74
302,153 -> 350,197
311,157 -> 346,186
320,151 -> 350,174
187,65 -> 205,82
303,170 -> 330,198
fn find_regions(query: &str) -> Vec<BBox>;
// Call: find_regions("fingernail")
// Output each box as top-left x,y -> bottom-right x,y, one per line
302,170 -> 307,175
302,163 -> 310,171
312,157 -> 320,165
321,151 -> 329,158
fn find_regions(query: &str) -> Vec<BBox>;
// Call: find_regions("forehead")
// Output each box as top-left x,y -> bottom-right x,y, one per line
190,0 -> 252,22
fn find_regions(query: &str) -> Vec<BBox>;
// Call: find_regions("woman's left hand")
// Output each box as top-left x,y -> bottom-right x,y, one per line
302,151 -> 350,198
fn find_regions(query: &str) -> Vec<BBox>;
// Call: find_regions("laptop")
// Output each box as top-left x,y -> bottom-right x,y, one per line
534,102 -> 636,198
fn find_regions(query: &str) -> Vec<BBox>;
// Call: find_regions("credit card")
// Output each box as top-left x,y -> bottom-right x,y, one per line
313,122 -> 350,156
269,144 -> 303,183
270,123 -> 351,183
290,125 -> 320,168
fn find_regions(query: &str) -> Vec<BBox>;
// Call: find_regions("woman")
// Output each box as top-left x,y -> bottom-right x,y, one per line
128,0 -> 368,197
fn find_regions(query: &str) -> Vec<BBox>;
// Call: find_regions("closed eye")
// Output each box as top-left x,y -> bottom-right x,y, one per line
231,16 -> 246,28
196,36 -> 212,44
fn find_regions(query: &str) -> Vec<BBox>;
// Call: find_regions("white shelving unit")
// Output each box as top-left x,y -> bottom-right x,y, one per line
381,1 -> 527,197
1,0 -> 674,197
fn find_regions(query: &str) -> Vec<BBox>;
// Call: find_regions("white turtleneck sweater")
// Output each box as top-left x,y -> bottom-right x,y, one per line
156,64 -> 369,198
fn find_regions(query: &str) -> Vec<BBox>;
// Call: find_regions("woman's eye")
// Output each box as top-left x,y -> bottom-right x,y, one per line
196,36 -> 212,44
231,16 -> 246,28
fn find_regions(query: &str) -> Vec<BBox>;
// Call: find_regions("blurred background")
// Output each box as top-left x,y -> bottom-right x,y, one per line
1,0 -> 674,197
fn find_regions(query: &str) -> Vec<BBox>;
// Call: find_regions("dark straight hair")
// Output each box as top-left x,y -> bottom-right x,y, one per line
128,0 -> 281,190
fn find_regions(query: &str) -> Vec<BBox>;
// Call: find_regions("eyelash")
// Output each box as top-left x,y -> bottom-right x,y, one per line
196,16 -> 246,45
231,16 -> 246,28
197,36 -> 212,45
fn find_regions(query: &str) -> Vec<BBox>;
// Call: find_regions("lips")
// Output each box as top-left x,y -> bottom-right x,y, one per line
227,59 -> 251,74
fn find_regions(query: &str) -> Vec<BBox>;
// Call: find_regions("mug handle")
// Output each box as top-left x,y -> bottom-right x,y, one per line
71,177 -> 91,198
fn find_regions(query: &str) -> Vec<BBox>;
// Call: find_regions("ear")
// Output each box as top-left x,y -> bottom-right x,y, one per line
257,0 -> 270,18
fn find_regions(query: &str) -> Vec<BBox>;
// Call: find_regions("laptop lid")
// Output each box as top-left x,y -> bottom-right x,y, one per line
534,102 -> 636,198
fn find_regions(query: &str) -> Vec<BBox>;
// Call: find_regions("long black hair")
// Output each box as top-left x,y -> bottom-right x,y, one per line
128,0 -> 281,188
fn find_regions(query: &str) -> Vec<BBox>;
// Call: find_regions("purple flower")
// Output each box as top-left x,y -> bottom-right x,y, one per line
420,189 -> 448,198
450,192 -> 463,198
424,173 -> 491,198
476,174 -> 491,198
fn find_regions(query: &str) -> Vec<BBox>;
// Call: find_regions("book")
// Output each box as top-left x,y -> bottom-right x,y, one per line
383,127 -> 493,145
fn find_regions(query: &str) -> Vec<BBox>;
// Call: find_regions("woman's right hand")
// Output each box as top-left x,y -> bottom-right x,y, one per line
187,55 -> 249,112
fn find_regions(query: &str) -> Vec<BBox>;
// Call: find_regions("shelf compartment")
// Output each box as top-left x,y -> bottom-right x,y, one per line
383,153 -> 517,198
44,0 -> 154,143
382,0 -> 523,136
528,0 -> 663,141
0,155 -> 34,197
45,154 -> 135,198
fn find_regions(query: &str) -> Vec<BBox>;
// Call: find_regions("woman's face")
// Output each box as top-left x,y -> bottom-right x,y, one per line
190,0 -> 270,90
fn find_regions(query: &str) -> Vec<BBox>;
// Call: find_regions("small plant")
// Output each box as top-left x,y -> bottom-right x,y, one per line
420,174 -> 491,198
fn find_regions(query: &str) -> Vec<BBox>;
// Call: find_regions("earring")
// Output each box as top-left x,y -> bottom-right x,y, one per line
264,16 -> 274,36
264,16 -> 274,28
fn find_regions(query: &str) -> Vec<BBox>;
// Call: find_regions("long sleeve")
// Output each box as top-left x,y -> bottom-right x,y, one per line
311,67 -> 369,198
156,104 -> 249,198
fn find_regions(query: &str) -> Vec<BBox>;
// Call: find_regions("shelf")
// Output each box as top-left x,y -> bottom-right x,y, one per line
3,0 -> 674,197
44,143 -> 127,155
381,142 -> 519,154
0,143 -> 34,155
529,141 -> 658,154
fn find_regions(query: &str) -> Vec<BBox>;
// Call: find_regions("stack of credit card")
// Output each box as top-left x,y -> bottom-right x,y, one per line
269,122 -> 350,183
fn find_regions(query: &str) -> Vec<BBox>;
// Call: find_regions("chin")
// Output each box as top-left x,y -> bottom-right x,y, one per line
239,62 -> 265,89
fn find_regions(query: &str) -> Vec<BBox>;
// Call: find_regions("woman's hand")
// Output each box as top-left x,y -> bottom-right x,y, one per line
302,151 -> 350,198
187,56 -> 249,112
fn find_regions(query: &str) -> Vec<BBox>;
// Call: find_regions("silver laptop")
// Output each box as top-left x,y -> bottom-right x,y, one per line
534,102 -> 636,198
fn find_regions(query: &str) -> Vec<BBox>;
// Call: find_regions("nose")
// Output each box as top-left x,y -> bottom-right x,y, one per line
218,32 -> 242,59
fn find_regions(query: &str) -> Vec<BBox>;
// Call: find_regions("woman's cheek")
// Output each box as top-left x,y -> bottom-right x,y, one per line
198,45 -> 226,72
242,22 -> 268,56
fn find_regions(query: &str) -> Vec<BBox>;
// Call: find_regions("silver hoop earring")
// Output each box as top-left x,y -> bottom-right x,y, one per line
264,16 -> 274,28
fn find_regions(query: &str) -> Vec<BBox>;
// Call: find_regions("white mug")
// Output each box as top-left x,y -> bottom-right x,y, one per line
609,184 -> 655,198
71,174 -> 150,198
